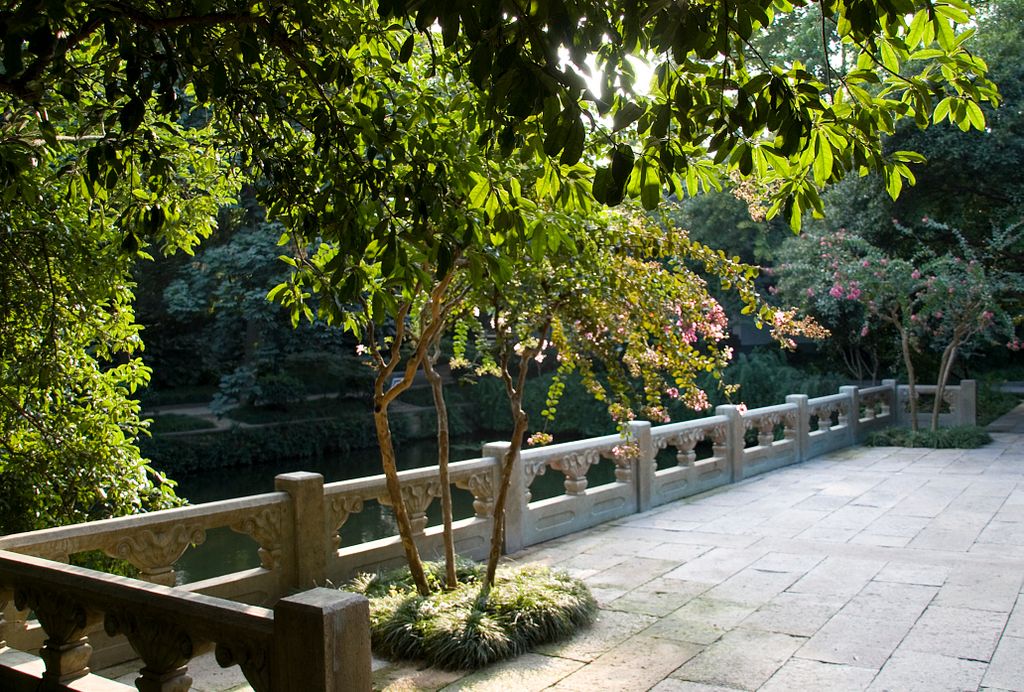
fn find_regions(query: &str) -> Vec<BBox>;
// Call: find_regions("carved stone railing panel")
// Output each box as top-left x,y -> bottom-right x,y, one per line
105,608 -> 204,692
326,496 -> 365,550
744,410 -> 796,448
377,481 -> 441,534
101,524 -> 206,587
230,507 -> 284,571
215,637 -> 270,692
455,471 -> 495,518
550,449 -> 601,496
14,585 -> 101,684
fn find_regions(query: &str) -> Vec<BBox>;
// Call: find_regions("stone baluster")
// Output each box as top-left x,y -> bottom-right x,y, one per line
551,450 -> 598,495
326,496 -> 365,551
105,609 -> 203,692
837,403 -> 849,427
455,472 -> 495,518
522,459 -> 548,503
711,424 -> 729,460
757,418 -> 775,446
815,408 -> 831,432
231,508 -> 284,570
14,586 -> 99,685
215,637 -> 270,692
104,525 -> 206,587
378,481 -> 440,534
672,434 -> 699,467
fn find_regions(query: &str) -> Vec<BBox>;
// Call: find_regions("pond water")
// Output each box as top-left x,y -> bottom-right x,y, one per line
170,437 -> 618,584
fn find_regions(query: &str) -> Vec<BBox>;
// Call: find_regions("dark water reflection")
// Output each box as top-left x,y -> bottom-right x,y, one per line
173,438 -> 615,583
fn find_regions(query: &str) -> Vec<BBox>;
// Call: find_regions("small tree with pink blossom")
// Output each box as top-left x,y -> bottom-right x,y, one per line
777,225 -> 1022,431
452,208 -> 823,585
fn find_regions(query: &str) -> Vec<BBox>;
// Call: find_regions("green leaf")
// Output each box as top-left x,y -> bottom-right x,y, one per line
612,101 -> 645,132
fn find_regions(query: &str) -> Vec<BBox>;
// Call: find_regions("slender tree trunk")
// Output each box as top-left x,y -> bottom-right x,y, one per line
898,324 -> 920,432
931,337 -> 961,432
373,381 -> 430,595
365,273 -> 456,597
484,404 -> 528,588
423,344 -> 457,589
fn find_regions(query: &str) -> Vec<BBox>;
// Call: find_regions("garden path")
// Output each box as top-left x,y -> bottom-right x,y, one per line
101,404 -> 1024,691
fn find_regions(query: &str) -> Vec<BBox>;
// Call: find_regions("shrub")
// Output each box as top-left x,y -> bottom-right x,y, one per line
349,559 -> 596,670
865,426 -> 992,449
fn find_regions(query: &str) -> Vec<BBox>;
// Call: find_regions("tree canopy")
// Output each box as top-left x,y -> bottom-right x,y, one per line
0,0 -> 1003,531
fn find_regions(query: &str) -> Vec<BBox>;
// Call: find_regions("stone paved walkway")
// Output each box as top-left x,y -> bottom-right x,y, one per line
98,405 -> 1024,691
374,405 -> 1024,691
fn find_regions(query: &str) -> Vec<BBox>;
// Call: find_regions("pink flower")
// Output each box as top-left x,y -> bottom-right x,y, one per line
806,287 -> 815,298
911,269 -> 921,280
846,288 -> 862,300
736,403 -> 748,414
861,325 -> 869,337
666,387 -> 680,399
829,285 -> 844,299
861,260 -> 870,267
527,432 -> 553,447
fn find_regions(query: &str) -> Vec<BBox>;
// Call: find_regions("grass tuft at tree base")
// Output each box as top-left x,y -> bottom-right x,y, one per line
865,426 -> 992,449
347,559 -> 597,670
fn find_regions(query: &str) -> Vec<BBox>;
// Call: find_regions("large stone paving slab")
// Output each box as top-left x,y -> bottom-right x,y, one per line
668,628 -> 805,689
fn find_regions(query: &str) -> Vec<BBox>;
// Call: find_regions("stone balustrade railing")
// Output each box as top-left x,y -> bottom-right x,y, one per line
0,550 -> 369,691
0,379 -> 975,688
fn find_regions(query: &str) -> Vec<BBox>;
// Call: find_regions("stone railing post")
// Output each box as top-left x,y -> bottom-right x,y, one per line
882,379 -> 900,427
275,472 -> 327,591
484,442 -> 524,555
629,421 -> 655,513
958,380 -> 977,426
715,405 -> 746,482
271,588 -> 371,692
785,395 -> 809,462
839,386 -> 860,444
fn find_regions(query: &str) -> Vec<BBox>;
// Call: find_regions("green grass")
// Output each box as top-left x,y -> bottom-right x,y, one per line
348,559 -> 597,670
865,425 -> 992,449
148,413 -> 217,434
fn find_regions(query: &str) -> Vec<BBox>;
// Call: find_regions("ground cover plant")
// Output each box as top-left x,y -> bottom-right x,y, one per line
865,425 -> 992,448
349,559 -> 596,670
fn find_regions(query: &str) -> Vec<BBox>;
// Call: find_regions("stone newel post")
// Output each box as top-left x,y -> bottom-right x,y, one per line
275,472 -> 327,590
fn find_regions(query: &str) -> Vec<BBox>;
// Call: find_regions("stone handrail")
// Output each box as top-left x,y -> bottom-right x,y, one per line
0,550 -> 370,691
0,379 -> 975,685
0,492 -> 290,589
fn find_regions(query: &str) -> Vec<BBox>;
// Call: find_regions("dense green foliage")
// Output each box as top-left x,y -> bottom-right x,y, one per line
865,425 -> 993,448
350,560 -> 596,670
0,0 -> 1002,537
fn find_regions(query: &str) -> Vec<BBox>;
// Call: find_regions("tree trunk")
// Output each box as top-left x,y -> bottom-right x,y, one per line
423,346 -> 456,589
484,404 -> 528,589
372,388 -> 430,595
898,325 -> 920,432
931,337 -> 961,432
